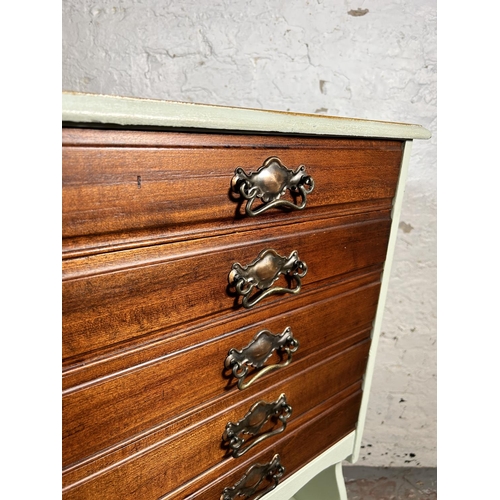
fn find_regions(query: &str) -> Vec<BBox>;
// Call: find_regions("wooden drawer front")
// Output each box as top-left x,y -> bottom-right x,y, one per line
63,280 -> 378,467
62,129 -> 402,256
178,390 -> 363,500
63,270 -> 380,388
63,340 -> 367,498
62,214 -> 390,361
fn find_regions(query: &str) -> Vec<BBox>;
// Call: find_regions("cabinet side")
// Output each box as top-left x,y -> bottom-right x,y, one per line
349,139 -> 413,463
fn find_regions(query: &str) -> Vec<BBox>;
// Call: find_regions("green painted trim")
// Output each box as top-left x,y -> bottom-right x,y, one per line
62,92 -> 431,140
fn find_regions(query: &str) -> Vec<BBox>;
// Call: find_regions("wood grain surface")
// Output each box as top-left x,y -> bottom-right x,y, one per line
62,215 -> 391,361
63,280 -> 379,467
63,354 -> 365,499
62,126 -> 403,499
62,269 -> 381,385
179,389 -> 363,500
63,129 -> 402,257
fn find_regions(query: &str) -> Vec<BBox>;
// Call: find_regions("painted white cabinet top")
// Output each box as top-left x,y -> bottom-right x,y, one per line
62,92 -> 431,140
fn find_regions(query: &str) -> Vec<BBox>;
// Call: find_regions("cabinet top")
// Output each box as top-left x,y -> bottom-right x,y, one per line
62,92 -> 431,140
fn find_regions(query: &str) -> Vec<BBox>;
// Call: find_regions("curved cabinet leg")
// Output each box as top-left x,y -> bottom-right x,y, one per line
293,462 -> 347,500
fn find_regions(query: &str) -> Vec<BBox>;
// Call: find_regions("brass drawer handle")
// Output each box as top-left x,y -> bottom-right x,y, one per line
223,394 -> 292,458
225,328 -> 299,390
220,454 -> 284,500
231,157 -> 314,217
229,248 -> 307,308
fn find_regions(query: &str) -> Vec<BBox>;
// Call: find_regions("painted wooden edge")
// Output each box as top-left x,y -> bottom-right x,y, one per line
349,140 -> 414,463
293,462 -> 348,500
263,431 -> 355,500
62,92 -> 431,140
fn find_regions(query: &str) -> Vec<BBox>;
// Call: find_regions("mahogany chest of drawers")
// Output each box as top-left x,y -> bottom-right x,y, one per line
62,93 -> 430,500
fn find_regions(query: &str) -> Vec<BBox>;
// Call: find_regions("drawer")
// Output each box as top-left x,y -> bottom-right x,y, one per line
62,128 -> 403,257
63,270 -> 380,386
179,389 -> 362,500
63,278 -> 378,467
62,214 -> 391,361
63,341 -> 367,498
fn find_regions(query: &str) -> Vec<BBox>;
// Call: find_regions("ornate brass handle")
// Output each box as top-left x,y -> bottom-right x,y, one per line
220,454 -> 284,500
223,394 -> 292,458
225,327 -> 299,390
231,156 -> 314,216
229,249 -> 307,308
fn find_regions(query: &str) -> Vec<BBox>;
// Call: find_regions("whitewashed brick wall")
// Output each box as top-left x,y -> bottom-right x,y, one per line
63,0 -> 437,468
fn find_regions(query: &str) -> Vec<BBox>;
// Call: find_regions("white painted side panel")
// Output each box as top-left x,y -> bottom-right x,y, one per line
263,432 -> 355,500
349,140 -> 414,463
293,462 -> 348,500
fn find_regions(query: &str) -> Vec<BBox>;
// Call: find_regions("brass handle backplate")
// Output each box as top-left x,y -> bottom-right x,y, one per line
225,327 -> 299,390
231,157 -> 314,216
223,394 -> 292,458
229,248 -> 307,308
220,454 -> 285,500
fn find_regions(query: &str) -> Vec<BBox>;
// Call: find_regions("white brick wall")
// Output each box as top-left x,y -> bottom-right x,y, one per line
63,0 -> 437,468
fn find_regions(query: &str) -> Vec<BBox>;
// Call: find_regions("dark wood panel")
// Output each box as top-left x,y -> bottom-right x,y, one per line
63,282 -> 379,467
62,128 -> 404,149
62,216 -> 391,360
62,130 -> 402,254
63,348 -> 366,498
61,126 -> 403,500
63,333 -> 368,470
62,269 -> 381,384
63,199 -> 393,260
176,390 -> 363,500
